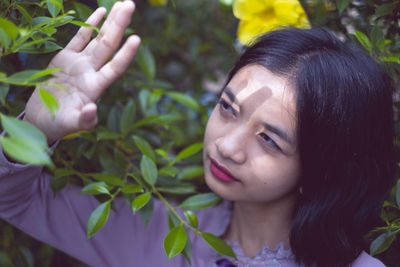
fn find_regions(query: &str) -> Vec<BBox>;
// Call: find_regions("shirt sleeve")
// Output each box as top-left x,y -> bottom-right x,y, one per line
0,144 -> 178,266
352,251 -> 386,267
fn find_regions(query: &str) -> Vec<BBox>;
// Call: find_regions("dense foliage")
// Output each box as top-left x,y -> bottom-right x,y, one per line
0,0 -> 399,266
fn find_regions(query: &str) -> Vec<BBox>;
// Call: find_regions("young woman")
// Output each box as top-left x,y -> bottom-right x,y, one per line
0,1 -> 394,266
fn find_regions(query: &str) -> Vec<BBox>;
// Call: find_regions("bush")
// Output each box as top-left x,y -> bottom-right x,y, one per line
0,0 -> 399,266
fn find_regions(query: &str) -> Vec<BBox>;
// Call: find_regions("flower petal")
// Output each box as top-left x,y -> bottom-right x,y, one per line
233,0 -> 273,20
237,17 -> 278,45
274,0 -> 306,25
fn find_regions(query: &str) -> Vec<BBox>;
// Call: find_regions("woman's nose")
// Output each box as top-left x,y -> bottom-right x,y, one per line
215,130 -> 247,164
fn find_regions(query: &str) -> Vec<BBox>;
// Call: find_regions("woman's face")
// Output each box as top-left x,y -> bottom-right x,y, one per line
203,64 -> 300,204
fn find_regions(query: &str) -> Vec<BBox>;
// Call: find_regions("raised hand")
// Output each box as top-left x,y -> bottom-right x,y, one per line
24,0 -> 140,144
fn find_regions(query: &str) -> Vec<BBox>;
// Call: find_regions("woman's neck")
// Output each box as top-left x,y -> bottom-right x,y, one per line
223,195 -> 297,258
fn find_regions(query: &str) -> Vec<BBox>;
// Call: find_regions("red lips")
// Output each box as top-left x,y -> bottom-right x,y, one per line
210,158 -> 239,183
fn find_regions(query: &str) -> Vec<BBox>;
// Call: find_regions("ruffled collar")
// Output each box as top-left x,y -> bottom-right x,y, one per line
207,201 -> 295,267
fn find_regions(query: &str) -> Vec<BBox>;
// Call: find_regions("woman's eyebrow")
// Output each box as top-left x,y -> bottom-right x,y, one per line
222,87 -> 237,104
262,122 -> 294,146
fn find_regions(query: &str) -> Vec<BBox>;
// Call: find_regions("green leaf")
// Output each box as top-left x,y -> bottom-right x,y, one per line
97,0 -> 118,11
19,41 -> 62,54
184,210 -> 198,229
140,155 -> 158,186
166,92 -> 200,111
107,105 -> 120,133
379,56 -> 400,63
396,179 -> 400,208
52,15 -> 74,27
4,69 -> 61,85
156,149 -> 169,160
354,31 -> 372,52
159,165 -> 179,177
131,192 -> 151,214
157,183 -> 196,194
120,99 -> 136,135
16,5 -> 33,25
148,90 -> 163,107
54,168 -> 76,177
97,131 -> 120,140
121,184 -> 143,193
18,38 -> 54,50
177,165 -> 204,180
73,2 -> 93,21
370,232 -> 396,256
87,200 -> 111,238
201,232 -> 236,259
137,45 -> 156,81
219,0 -> 233,6
0,28 -> 11,49
1,138 -> 53,167
29,68 -> 61,82
181,237 -> 192,265
32,16 -> 53,27
374,3 -> 396,19
44,41 -> 63,52
18,247 -> 34,267
89,173 -> 123,186
138,89 -> 150,114
40,27 -> 57,36
50,175 -> 68,196
51,168 -> 74,196
47,0 -> 63,17
81,182 -> 110,195
168,210 -> 180,229
163,224 -> 188,260
336,0 -> 350,14
175,143 -> 203,162
38,88 -> 59,117
139,196 -> 154,225
0,83 -> 9,105
133,114 -> 183,128
0,114 -> 47,148
3,70 -> 37,85
0,18 -> 18,40
0,251 -> 13,266
69,21 -> 99,33
133,135 -> 155,161
179,192 -> 220,210
371,25 -> 384,51
128,172 -> 147,189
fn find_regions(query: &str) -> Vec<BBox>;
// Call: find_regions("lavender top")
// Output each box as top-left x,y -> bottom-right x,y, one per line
0,147 -> 385,267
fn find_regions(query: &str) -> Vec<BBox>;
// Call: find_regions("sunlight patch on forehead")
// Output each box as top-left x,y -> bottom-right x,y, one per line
236,84 -> 272,104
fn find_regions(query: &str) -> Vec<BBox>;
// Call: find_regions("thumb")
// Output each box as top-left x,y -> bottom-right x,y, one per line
78,103 -> 98,130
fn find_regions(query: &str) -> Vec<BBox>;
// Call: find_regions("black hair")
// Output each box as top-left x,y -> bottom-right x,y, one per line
226,27 -> 395,267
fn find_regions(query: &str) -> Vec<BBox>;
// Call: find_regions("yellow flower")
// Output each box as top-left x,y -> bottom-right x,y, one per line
149,0 -> 168,6
233,0 -> 310,45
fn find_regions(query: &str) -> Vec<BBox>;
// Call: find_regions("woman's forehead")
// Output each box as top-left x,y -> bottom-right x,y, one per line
225,64 -> 295,111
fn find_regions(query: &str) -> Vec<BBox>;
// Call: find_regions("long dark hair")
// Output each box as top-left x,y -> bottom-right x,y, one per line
226,27 -> 395,267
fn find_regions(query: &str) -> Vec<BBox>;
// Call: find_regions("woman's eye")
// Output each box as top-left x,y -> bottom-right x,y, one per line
218,99 -> 235,116
259,133 -> 281,151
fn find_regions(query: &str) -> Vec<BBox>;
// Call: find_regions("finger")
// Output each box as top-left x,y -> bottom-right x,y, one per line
97,35 -> 140,92
79,103 -> 98,130
65,7 -> 107,52
60,103 -> 97,134
84,1 -> 135,70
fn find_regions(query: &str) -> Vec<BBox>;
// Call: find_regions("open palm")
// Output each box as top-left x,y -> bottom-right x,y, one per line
24,1 -> 140,144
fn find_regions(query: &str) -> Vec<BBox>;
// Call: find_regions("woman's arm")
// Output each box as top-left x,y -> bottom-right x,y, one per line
0,147 -> 174,266
0,2 -> 173,266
